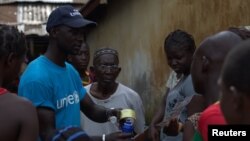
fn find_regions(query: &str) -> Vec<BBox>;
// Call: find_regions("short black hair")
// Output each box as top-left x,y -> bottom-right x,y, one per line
0,24 -> 27,59
222,39 -> 250,94
164,29 -> 196,54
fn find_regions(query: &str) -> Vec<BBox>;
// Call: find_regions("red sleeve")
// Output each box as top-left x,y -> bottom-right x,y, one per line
198,103 -> 226,141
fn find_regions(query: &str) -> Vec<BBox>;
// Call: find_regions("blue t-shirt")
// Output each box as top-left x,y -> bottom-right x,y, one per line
18,55 -> 86,129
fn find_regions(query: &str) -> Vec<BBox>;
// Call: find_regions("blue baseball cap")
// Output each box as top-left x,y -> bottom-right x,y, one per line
46,5 -> 96,33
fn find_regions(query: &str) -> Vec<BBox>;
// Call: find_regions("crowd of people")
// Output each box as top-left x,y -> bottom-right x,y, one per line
1,4 -> 250,141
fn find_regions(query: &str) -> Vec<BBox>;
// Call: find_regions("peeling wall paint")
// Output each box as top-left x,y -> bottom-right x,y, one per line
87,0 -> 250,124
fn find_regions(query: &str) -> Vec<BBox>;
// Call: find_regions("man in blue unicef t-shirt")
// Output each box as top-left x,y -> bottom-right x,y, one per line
18,5 -> 133,141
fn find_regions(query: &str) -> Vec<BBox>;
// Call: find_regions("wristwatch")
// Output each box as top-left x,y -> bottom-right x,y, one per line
106,108 -> 115,120
109,116 -> 117,124
106,107 -> 118,124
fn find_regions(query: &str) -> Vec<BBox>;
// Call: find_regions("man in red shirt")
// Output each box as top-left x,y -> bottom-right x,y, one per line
189,30 -> 243,141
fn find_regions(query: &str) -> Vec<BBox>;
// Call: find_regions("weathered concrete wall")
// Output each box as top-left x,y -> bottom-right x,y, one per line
87,0 -> 250,124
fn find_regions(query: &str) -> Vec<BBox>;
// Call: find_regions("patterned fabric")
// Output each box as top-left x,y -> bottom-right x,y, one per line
94,48 -> 118,60
187,112 -> 201,130
165,75 -> 196,124
161,75 -> 197,141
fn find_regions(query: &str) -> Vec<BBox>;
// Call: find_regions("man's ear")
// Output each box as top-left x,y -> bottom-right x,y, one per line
201,56 -> 209,72
118,67 -> 121,74
50,27 -> 58,38
230,86 -> 243,112
114,67 -> 121,78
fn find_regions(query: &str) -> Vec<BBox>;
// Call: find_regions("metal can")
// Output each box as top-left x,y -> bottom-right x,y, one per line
120,109 -> 136,134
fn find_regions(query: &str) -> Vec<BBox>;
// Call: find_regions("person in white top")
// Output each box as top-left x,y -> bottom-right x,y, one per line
166,70 -> 183,90
80,47 -> 145,137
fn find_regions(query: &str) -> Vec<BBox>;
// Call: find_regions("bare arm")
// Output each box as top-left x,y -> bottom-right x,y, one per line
182,95 -> 204,141
37,107 -> 56,141
80,94 -> 114,123
183,120 -> 195,141
18,100 -> 39,141
150,88 -> 169,126
187,94 -> 205,116
148,88 -> 169,141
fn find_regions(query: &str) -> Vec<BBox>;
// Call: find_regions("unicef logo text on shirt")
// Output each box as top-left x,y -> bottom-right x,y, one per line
57,91 -> 80,109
